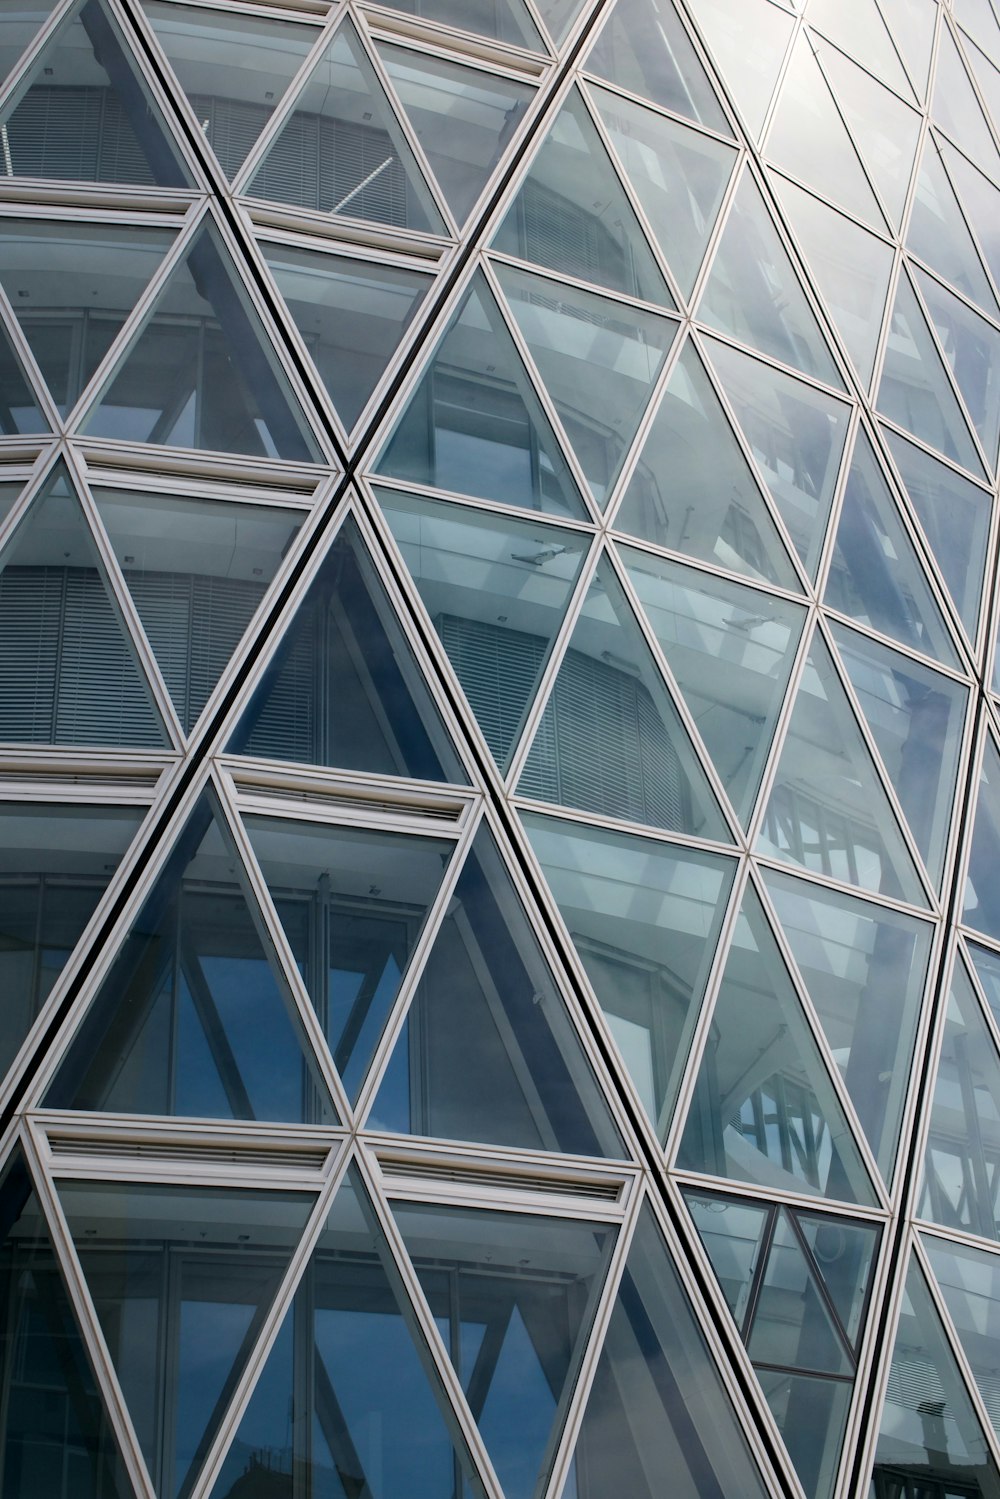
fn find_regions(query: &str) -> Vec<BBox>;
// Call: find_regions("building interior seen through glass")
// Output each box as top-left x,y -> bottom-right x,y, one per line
2,0 -> 1000,1496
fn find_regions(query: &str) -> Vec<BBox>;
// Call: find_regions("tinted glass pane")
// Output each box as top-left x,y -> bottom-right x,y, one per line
249,22 -> 443,233
231,519 -> 466,782
765,868 -> 932,1182
144,0 -> 316,180
920,957 -> 1000,1242
698,171 -> 842,387
394,1200 -> 616,1499
377,271 -> 586,519
380,42 -> 534,226
0,466 -> 168,748
264,244 -> 431,432
615,338 -> 801,589
493,87 -> 669,303
0,0 -> 191,187
243,813 -> 454,1100
84,224 -> 321,462
677,886 -> 879,1205
497,263 -> 677,506
871,1260 -> 1000,1495
59,1177 -> 314,1499
623,545 -> 805,822
756,634 -> 927,906
94,487 -> 303,733
523,811 -> 735,1136
0,219 -> 174,416
570,1203 -> 772,1497
45,795 -> 339,1125
209,1165 -> 485,1499
0,801 -> 144,1082
0,1154 -> 133,1499
378,488 -> 588,770
519,555 -> 729,840
370,825 -> 626,1158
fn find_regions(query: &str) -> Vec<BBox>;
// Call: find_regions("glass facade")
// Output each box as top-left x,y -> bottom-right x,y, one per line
3,1 -> 1000,1496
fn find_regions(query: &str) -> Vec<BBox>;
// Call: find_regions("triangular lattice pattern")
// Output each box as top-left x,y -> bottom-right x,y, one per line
1,3 -> 1000,1498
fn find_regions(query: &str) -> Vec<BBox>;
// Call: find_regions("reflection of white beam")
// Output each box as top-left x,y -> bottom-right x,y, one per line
332,156 -> 393,215
1,123 -> 12,178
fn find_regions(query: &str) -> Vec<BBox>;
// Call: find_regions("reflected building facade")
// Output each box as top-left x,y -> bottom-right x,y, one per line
1,1 -> 1000,1497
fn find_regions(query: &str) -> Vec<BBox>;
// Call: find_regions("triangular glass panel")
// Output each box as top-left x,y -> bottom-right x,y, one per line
685,1190 -> 771,1326
229,517 -> 466,782
241,811 -> 454,1103
958,0 -> 1000,55
207,1164 -> 487,1499
0,799 -> 146,1084
247,21 -> 444,234
704,334 -> 852,580
920,955 -> 1000,1239
817,40 -> 922,231
884,426 -> 992,643
0,6 -> 50,94
0,464 -> 168,748
964,737 -> 1000,944
676,884 -> 879,1204
368,823 -> 626,1158
58,1175 -> 315,1499
771,176 -> 894,391
933,24 -> 1000,180
93,484 -> 304,735
832,623 -> 968,889
766,35 -> 888,231
908,140 -> 999,319
378,41 -> 535,226
0,477 -> 24,528
687,1193 -> 874,1499
591,85 -> 738,301
764,866 -> 934,1182
0,310 -> 46,434
143,0 -> 316,183
583,0 -> 732,135
44,793 -> 339,1125
967,943 -> 1000,1039
0,218 -> 175,419
870,1259 -> 1000,1494
622,544 -> 806,823
492,86 -> 670,304
942,138 -> 1000,297
262,242 -> 431,434
518,554 -> 730,840
392,1197 -> 617,1499
375,270 -> 586,519
370,0 -> 543,50
914,264 -> 1000,474
615,338 -> 801,589
377,488 -> 589,771
879,0 -> 936,100
83,223 -> 321,462
924,1231 -> 1000,1445
496,262 -> 678,507
689,0 -> 793,143
0,1150 -> 134,1499
568,1199 -> 774,1498
688,1191 -> 878,1353
0,0 -> 192,188
697,169 -> 844,388
824,429 -> 963,668
522,810 -> 736,1138
807,0 -> 913,97
964,38 -> 1000,146
755,631 -> 927,906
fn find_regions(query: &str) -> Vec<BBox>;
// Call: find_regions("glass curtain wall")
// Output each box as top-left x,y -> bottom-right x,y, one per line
0,1 -> 999,1498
